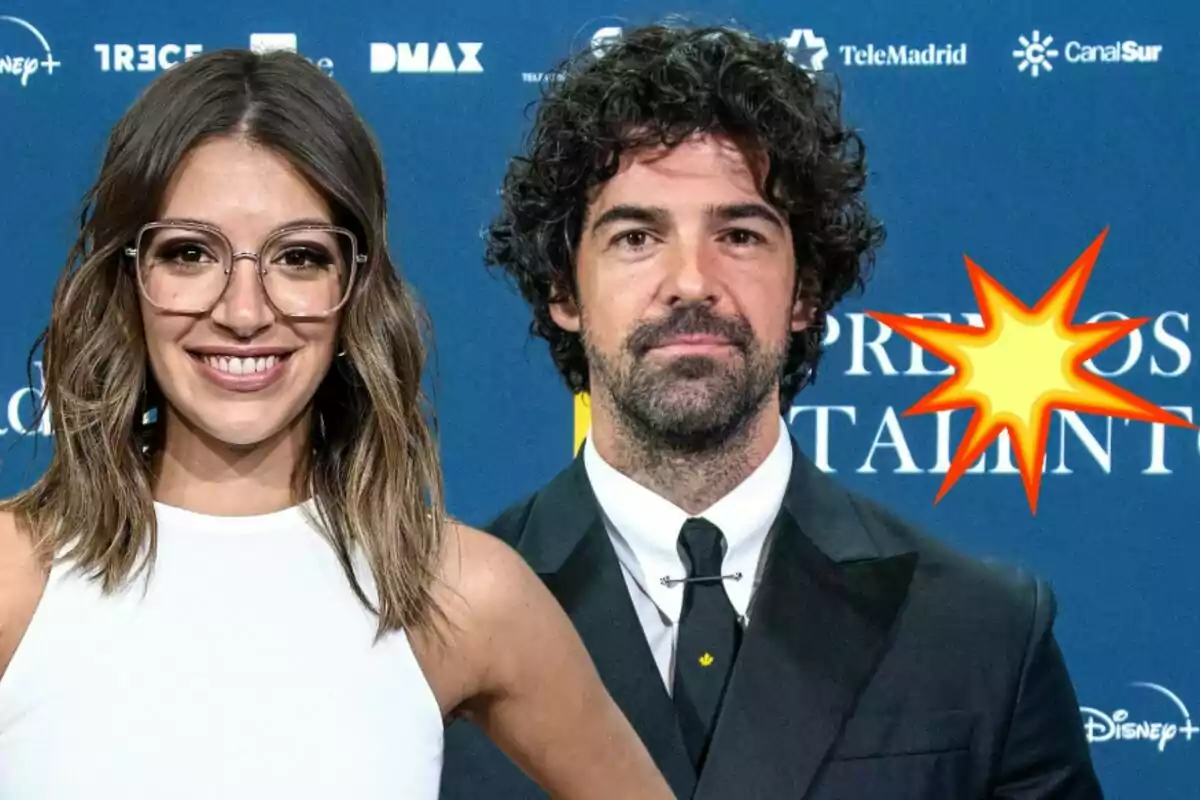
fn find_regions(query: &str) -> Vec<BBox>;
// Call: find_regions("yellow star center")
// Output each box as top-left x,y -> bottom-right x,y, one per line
958,307 -> 1077,423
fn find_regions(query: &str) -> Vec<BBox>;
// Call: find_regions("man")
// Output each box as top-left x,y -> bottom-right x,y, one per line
441,23 -> 1103,799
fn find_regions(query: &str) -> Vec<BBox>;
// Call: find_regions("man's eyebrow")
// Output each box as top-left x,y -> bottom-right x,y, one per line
588,204 -> 670,235
708,202 -> 785,231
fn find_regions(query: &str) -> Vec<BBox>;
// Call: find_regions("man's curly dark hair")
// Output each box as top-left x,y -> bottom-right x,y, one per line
485,23 -> 885,406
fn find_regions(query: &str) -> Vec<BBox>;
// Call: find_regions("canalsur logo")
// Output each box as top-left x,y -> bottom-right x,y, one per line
1013,30 -> 1058,77
1013,30 -> 1163,78
0,16 -> 60,87
1081,683 -> 1198,752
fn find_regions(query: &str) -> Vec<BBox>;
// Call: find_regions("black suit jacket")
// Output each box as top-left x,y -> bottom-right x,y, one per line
440,440 -> 1103,799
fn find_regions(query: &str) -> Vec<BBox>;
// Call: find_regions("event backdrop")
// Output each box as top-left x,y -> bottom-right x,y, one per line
1,0 -> 1196,796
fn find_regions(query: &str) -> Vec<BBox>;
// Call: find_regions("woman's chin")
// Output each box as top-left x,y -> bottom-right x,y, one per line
193,410 -> 301,450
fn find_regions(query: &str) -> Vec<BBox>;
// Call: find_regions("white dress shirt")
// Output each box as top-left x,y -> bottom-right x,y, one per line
582,420 -> 793,693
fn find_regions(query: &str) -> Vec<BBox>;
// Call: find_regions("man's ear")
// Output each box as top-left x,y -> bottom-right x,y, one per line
791,297 -> 816,333
549,287 -> 582,333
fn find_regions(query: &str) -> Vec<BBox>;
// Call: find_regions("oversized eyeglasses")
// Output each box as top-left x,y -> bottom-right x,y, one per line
125,221 -> 367,318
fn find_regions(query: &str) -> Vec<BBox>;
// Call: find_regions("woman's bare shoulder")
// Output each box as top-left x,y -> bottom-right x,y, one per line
410,520 -> 554,716
0,509 -> 48,682
437,521 -> 538,607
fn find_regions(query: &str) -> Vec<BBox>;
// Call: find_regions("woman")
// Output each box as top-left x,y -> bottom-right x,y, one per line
0,49 -> 673,799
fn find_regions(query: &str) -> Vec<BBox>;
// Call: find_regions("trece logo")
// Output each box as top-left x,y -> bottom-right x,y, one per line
370,42 -> 483,74
1081,683 -> 1198,752
250,33 -> 334,77
0,16 -> 60,87
1014,30 -> 1163,78
94,43 -> 202,73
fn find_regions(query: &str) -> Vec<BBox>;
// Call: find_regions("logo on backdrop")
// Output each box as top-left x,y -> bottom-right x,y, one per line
521,23 -> 963,83
1,361 -> 51,437
94,43 -> 202,73
869,227 -> 1194,512
522,18 -> 626,84
370,42 -> 483,74
1081,683 -> 1198,752
783,29 -> 828,72
569,17 -> 626,58
1013,30 -> 1163,78
0,16 -> 59,87
785,27 -> 967,70
250,33 -> 297,54
588,26 -> 622,59
250,33 -> 335,76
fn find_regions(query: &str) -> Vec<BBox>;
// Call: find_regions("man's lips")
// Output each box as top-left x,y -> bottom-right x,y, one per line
647,335 -> 736,352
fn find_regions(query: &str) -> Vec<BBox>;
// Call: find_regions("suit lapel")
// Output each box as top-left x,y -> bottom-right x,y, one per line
512,457 -> 698,798
694,446 -> 918,799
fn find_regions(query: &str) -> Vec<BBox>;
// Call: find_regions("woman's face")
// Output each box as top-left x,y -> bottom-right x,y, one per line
139,136 -> 347,449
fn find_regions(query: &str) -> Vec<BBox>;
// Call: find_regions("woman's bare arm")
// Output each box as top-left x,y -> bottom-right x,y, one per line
414,523 -> 675,800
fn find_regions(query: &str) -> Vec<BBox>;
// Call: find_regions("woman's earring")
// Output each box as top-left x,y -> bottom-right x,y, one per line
335,346 -> 360,385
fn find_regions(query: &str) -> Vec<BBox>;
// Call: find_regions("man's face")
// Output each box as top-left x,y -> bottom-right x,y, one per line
552,133 -> 813,450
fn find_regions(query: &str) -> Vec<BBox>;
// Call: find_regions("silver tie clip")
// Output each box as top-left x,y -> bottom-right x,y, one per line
660,572 -> 743,587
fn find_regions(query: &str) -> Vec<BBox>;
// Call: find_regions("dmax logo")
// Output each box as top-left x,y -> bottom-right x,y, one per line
369,42 -> 483,74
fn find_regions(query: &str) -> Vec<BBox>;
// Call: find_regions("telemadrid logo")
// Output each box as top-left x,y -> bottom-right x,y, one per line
0,16 -> 60,87
783,28 -> 828,72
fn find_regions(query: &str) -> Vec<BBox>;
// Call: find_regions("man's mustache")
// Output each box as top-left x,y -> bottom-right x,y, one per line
626,306 -> 754,357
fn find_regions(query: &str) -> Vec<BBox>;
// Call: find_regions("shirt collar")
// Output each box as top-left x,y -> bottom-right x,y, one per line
583,419 -> 793,621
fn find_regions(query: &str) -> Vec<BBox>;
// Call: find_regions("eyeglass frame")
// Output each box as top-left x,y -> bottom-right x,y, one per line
124,220 -> 368,319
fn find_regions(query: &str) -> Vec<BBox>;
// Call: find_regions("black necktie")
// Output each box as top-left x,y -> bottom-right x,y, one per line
672,517 -> 742,770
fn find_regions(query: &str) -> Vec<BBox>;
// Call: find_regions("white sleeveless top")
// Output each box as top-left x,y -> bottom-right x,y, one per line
0,501 -> 445,799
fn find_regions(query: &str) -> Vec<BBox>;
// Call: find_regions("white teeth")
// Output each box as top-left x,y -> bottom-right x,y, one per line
202,355 -> 282,375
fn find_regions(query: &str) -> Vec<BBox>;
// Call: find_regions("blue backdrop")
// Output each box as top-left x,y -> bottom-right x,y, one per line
1,1 -> 1196,797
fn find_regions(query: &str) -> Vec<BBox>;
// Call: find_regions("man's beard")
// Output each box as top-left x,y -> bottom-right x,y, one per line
585,305 -> 787,454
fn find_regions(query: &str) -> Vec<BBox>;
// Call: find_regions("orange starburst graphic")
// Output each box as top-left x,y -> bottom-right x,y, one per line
867,227 -> 1195,514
